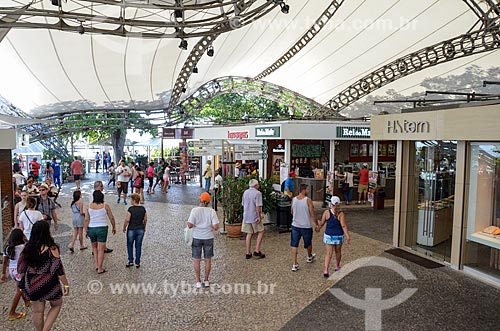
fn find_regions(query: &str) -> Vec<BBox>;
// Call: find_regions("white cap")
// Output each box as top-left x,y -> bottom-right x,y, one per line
363,163 -> 368,167
330,196 -> 341,205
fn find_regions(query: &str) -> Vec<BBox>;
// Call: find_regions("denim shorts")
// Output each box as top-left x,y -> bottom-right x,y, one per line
192,238 -> 214,259
323,234 -> 344,245
88,226 -> 108,243
290,226 -> 313,248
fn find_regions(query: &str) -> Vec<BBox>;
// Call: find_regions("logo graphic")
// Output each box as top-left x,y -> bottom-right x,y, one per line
328,256 -> 417,331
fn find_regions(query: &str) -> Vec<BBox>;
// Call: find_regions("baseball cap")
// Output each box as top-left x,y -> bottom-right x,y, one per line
200,192 -> 211,203
289,172 -> 296,177
330,196 -> 341,205
363,163 -> 368,167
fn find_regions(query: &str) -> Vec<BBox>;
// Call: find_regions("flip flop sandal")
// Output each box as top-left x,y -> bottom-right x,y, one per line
23,301 -> 32,308
9,312 -> 26,321
97,269 -> 107,274
80,246 -> 88,250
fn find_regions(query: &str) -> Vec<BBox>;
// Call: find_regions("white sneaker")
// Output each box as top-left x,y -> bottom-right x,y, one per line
195,282 -> 202,289
306,253 -> 316,263
291,264 -> 300,272
203,281 -> 210,287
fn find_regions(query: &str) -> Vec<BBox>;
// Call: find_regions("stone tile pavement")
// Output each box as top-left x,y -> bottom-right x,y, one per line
1,174 -> 498,330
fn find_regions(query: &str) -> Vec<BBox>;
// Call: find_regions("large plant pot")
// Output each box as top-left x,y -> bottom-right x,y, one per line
225,222 -> 243,238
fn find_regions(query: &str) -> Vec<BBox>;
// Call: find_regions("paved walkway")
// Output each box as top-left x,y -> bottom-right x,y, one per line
1,173 -> 498,331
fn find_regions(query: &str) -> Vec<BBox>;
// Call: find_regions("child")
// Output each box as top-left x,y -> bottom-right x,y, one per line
123,194 -> 147,268
69,190 -> 87,253
1,228 -> 29,321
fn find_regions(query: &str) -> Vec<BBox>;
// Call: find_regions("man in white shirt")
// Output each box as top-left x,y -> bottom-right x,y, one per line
241,179 -> 265,259
115,160 -> 131,205
187,192 -> 219,288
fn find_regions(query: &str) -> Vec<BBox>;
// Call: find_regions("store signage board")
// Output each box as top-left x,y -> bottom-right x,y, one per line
162,128 -> 194,139
235,144 -> 267,152
255,126 -> 281,138
228,130 -> 249,139
187,140 -> 219,148
336,126 -> 371,139
188,149 -> 218,157
235,152 -> 268,160
292,144 -> 321,158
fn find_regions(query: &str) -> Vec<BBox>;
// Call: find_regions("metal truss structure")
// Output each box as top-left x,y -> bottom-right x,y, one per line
0,95 -> 70,157
0,0 -> 278,39
253,0 -> 344,81
313,0 -> 500,118
172,76 -> 326,125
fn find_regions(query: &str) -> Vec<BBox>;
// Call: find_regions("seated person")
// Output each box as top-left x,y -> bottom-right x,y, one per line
23,178 -> 39,196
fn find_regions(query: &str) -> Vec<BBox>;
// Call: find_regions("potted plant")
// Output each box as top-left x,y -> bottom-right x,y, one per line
220,176 -> 247,237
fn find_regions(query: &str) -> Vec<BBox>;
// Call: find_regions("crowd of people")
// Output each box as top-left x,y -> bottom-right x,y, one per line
3,154 -> 351,330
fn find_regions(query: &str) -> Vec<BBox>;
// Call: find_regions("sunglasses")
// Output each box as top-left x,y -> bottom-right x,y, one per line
39,188 -> 47,191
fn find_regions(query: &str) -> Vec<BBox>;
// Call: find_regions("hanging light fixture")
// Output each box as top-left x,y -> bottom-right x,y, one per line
179,39 -> 188,50
207,45 -> 214,57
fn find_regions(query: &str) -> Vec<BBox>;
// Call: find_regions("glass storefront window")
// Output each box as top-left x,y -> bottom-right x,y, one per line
464,143 -> 500,278
405,141 -> 456,262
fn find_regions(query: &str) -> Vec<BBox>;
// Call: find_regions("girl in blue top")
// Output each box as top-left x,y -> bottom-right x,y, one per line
316,196 -> 350,278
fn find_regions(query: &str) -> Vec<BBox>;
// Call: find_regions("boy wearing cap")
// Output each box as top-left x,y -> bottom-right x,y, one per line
317,196 -> 350,277
187,192 -> 220,288
284,171 -> 296,198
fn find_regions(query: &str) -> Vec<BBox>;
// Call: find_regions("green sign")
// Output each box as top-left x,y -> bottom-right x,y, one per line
292,144 -> 321,158
336,126 -> 371,139
255,126 -> 280,138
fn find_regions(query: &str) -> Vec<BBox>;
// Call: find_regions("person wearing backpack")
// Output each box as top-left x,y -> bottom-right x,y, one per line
146,162 -> 155,194
133,166 -> 145,204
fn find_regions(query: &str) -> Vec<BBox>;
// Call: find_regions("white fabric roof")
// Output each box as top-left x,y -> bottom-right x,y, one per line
0,0 -> 496,117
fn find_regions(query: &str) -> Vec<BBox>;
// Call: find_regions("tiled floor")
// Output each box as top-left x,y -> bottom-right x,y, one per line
1,173 -> 498,331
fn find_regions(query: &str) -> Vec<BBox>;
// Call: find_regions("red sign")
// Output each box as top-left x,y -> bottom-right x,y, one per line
162,128 -> 176,139
177,128 -> 194,139
228,131 -> 249,139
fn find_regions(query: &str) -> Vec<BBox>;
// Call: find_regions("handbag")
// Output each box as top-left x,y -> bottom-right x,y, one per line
184,226 -> 193,246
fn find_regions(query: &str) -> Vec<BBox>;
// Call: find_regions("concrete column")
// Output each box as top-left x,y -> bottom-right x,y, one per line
451,141 -> 467,269
372,140 -> 379,171
1,149 -> 14,245
285,139 -> 291,169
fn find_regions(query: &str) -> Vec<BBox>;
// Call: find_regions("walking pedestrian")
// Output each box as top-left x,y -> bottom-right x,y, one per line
212,170 -> 222,211
70,156 -> 84,190
316,196 -> 351,277
1,228 -> 29,321
17,221 -> 69,331
123,194 -> 147,268
187,192 -> 219,288
42,162 -> 54,183
290,184 -> 319,272
152,160 -> 163,192
51,158 -> 62,189
90,181 -> 113,253
146,162 -> 155,194
116,160 -> 131,205
68,190 -> 87,253
14,191 -> 28,228
19,197 -> 44,240
162,162 -> 170,193
29,157 -> 41,183
341,169 -> 353,204
107,162 -> 116,187
95,152 -> 101,173
241,179 -> 265,259
133,166 -> 145,204
203,160 -> 212,192
103,152 -> 108,172
129,161 -> 136,194
37,184 -> 59,232
84,190 -> 117,274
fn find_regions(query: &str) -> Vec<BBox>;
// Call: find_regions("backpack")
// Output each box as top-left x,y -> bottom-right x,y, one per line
133,175 -> 143,188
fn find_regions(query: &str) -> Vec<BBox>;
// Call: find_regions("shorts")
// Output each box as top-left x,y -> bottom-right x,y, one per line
291,226 -> 313,248
9,267 -> 22,282
242,222 -> 264,234
88,226 -> 108,243
323,233 -> 344,245
73,174 -> 81,180
358,184 -> 368,193
192,238 -> 214,259
117,181 -> 129,194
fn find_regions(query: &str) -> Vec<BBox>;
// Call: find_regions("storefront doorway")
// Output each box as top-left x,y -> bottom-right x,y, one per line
405,140 -> 456,262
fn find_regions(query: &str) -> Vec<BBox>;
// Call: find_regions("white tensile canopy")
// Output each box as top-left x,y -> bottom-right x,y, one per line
0,0 -> 496,118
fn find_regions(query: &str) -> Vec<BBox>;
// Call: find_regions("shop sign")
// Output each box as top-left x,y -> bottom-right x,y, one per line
387,120 -> 430,134
273,143 -> 285,153
162,128 -> 194,139
337,126 -> 371,139
228,130 -> 249,139
162,128 -> 176,139
255,126 -> 280,138
235,144 -> 267,152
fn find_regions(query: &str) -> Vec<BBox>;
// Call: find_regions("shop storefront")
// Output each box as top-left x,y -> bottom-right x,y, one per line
371,102 -> 500,285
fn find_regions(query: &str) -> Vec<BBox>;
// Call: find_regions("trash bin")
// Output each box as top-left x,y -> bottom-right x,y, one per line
276,194 -> 292,231
374,189 -> 385,210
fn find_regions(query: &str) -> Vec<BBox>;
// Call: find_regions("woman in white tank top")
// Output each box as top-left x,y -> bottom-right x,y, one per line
84,190 -> 116,274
